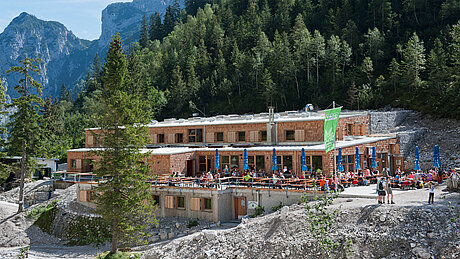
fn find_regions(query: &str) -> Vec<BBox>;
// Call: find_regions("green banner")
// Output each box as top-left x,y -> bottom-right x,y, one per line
324,107 -> 342,153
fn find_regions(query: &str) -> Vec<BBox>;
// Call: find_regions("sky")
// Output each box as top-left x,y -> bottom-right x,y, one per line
0,0 -> 132,40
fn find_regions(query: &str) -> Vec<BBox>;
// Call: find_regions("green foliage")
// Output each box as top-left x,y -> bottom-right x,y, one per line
17,245 -> 29,259
126,0 -> 460,119
33,206 -> 57,234
65,216 -> 111,247
251,205 -> 265,217
6,57 -> 45,212
95,251 -> 140,259
302,191 -> 352,257
187,218 -> 199,228
27,199 -> 60,220
94,33 -> 158,254
271,202 -> 283,212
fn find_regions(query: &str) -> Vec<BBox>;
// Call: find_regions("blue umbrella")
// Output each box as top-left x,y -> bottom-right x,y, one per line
371,147 -> 377,168
272,148 -> 278,171
301,148 -> 308,171
434,145 -> 441,168
337,148 -> 344,172
243,149 -> 249,170
414,146 -> 421,171
215,149 -> 220,170
355,147 -> 361,170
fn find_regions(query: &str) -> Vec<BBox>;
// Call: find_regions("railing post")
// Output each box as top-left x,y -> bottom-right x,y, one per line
286,182 -> 288,198
268,181 -> 271,197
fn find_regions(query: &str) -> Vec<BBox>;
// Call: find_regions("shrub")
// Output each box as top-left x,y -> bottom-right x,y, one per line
251,205 -> 264,218
272,202 -> 283,212
187,218 -> 199,228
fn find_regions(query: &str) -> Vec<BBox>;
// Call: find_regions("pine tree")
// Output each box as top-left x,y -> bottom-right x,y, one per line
401,32 -> 426,91
0,80 -> 8,182
6,57 -> 44,213
94,34 -> 157,254
163,6 -> 176,37
139,15 -> 149,48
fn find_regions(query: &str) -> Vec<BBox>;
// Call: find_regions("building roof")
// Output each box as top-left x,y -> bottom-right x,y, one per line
85,110 -> 368,130
67,135 -> 396,155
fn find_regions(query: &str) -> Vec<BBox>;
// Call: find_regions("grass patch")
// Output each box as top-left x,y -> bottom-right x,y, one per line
27,199 -> 60,220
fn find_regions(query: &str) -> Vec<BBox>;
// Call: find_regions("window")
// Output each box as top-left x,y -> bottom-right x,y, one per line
153,195 -> 160,207
238,131 -> 246,141
177,196 -> 185,209
221,156 -> 230,169
203,198 -> 212,210
216,132 -> 224,142
248,156 -> 255,170
276,156 -> 282,170
158,134 -> 165,143
256,156 -> 265,170
285,130 -> 295,141
175,133 -> 183,143
231,155 -> 239,169
71,159 -> 77,169
199,156 -> 207,172
261,131 -> 267,141
283,156 -> 293,171
188,129 -> 203,142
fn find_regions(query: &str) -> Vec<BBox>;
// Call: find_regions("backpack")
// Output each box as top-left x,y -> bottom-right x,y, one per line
378,181 -> 384,191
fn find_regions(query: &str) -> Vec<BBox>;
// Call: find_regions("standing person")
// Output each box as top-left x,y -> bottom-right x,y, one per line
385,177 -> 394,204
377,178 -> 386,204
428,182 -> 435,204
450,169 -> 458,189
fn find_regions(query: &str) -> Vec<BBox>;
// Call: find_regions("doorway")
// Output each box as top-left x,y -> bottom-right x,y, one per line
233,197 -> 247,219
186,160 -> 194,177
312,156 -> 323,173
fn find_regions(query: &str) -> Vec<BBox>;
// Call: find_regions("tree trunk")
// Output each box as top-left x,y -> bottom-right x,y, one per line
18,140 -> 26,213
111,223 -> 118,254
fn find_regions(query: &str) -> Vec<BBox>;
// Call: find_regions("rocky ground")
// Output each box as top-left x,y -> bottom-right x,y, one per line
142,184 -> 460,259
370,109 -> 460,170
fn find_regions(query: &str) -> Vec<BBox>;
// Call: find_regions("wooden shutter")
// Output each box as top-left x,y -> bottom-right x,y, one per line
228,132 -> 236,142
295,130 -> 305,142
76,159 -> 82,169
79,190 -> 87,202
152,134 -> 157,144
168,134 -> 174,144
87,135 -> 94,146
190,197 -> 201,211
337,127 -> 344,140
206,132 -> 214,143
165,196 -> 175,208
250,131 -> 258,142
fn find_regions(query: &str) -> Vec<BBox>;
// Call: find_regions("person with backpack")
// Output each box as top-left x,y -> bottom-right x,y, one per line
378,178 -> 386,204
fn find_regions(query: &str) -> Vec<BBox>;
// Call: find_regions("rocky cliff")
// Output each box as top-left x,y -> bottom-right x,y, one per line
0,0 -> 181,98
0,12 -> 92,97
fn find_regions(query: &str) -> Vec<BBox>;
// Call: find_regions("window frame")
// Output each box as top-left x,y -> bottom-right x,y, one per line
175,133 -> 183,143
216,132 -> 224,142
238,131 -> 246,142
158,134 -> 165,143
285,130 -> 295,141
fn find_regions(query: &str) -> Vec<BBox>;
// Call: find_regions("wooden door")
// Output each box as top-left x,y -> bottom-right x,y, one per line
186,160 -> 194,177
233,197 -> 247,219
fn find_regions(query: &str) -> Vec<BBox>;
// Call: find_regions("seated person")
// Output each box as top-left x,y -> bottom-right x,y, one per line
394,174 -> 400,184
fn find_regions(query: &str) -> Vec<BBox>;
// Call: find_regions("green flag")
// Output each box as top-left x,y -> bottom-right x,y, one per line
324,107 -> 342,153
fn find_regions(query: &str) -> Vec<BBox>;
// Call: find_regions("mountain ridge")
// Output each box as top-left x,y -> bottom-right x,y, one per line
0,0 -> 181,98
